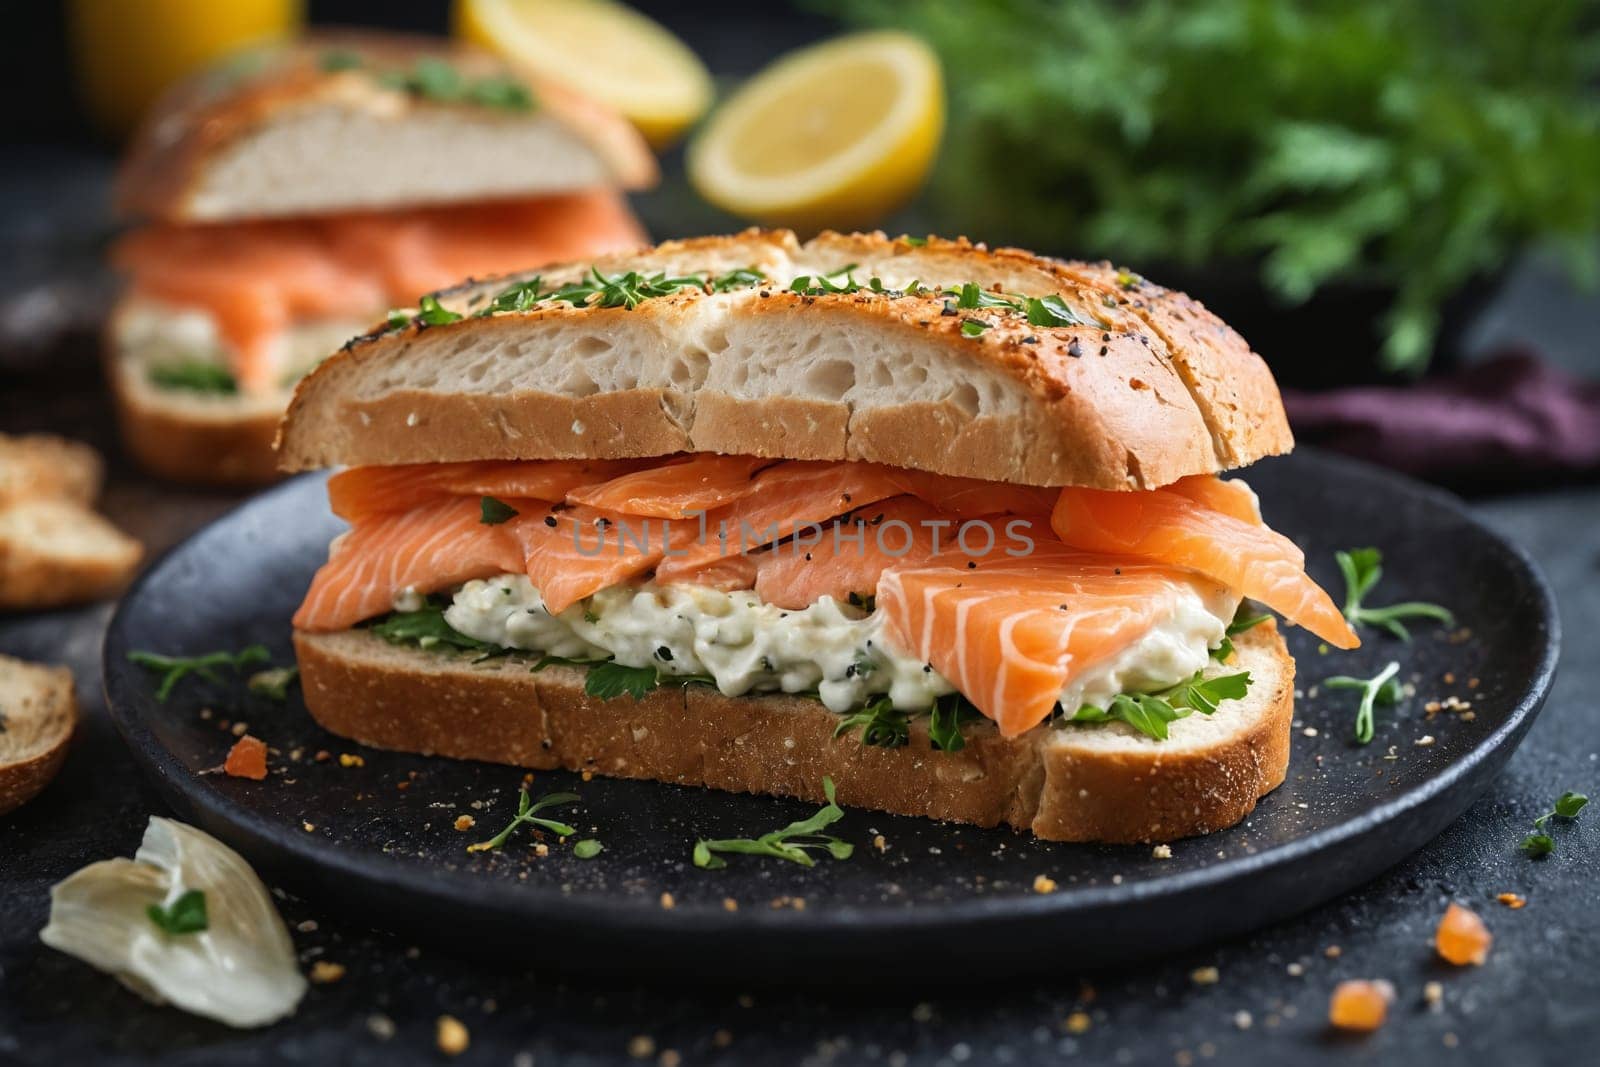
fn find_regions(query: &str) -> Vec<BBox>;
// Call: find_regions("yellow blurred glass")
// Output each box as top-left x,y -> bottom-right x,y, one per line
68,0 -> 304,137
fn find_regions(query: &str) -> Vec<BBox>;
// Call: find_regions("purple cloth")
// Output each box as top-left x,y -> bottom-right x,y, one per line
1282,351 -> 1600,487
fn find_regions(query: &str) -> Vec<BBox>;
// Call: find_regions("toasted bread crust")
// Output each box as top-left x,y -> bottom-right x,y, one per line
293,621 -> 1292,843
277,231 -> 1292,489
0,655 -> 76,816
116,31 -> 656,222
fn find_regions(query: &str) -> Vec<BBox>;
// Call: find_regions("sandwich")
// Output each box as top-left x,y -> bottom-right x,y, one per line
278,230 -> 1359,844
108,32 -> 655,486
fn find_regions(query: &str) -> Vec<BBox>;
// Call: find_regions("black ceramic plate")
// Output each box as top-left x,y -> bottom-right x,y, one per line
102,450 -> 1557,983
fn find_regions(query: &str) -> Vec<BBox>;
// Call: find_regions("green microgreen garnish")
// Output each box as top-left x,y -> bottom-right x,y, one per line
693,777 -> 853,869
369,603 -> 493,652
146,889 -> 208,936
467,789 -> 580,852
1324,660 -> 1402,743
147,361 -> 238,395
959,319 -> 990,337
710,267 -> 767,292
414,294 -> 464,326
1069,667 -> 1252,741
929,693 -> 983,752
1213,607 -> 1272,661
833,696 -> 910,748
1521,790 -> 1588,857
366,55 -> 536,112
128,646 -> 272,702
1336,547 -> 1454,640
479,496 -> 518,525
581,661 -> 659,701
246,666 -> 299,702
572,839 -> 604,859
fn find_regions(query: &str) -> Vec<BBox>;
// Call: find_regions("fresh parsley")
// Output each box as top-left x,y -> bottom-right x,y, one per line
959,319 -> 991,337
1323,660 -> 1402,744
929,693 -> 983,752
693,777 -> 854,869
480,496 -> 518,524
582,661 -> 659,701
247,666 -> 299,702
147,361 -> 238,395
467,788 -> 580,852
375,56 -> 537,112
368,604 -> 492,652
1521,789 -> 1589,857
1213,608 -> 1272,661
1069,668 -> 1252,741
146,889 -> 208,936
128,646 -> 272,702
414,294 -> 464,326
710,267 -> 767,292
833,696 -> 910,748
1336,547 -> 1454,640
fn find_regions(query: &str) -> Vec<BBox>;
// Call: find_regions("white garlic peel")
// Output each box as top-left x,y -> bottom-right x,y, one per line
39,817 -> 307,1028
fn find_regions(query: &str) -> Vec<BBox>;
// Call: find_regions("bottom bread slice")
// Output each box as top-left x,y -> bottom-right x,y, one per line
293,620 -> 1294,843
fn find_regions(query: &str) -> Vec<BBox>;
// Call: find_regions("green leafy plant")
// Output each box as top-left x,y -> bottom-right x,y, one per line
147,361 -> 238,395
146,889 -> 208,936
128,646 -> 272,702
829,0 -> 1600,370
479,496 -> 519,525
467,789 -> 580,852
833,696 -> 911,748
1521,789 -> 1589,857
368,603 -> 492,652
1069,668 -> 1252,741
246,666 -> 299,702
693,777 -> 854,869
1336,548 -> 1454,640
1324,661 -> 1402,743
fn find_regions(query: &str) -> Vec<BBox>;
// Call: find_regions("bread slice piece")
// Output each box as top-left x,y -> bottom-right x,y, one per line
116,31 -> 656,223
0,654 -> 76,815
293,619 -> 1292,843
102,304 -> 332,486
0,500 -> 143,609
277,230 -> 1292,489
0,434 -> 104,508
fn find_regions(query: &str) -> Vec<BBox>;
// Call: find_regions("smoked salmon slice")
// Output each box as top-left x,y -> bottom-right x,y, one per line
115,191 -> 645,395
1166,474 -> 1263,525
652,461 -> 907,585
293,497 -> 524,631
886,470 -> 1059,519
753,497 -> 1051,610
328,459 -> 648,522
876,543 -> 1213,737
1050,483 -> 1358,648
565,454 -> 774,517
504,503 -> 670,614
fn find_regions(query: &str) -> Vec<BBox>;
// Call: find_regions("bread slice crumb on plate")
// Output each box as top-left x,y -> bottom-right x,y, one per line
0,433 -> 104,508
0,653 -> 76,815
0,433 -> 143,610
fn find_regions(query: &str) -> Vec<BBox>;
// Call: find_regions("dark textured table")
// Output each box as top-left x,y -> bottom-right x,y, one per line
4,109 -> 1600,1067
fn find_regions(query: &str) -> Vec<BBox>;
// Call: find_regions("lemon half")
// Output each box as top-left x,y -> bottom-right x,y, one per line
454,0 -> 712,148
688,31 -> 944,234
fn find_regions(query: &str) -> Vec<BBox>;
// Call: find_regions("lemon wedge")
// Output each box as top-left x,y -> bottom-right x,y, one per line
454,0 -> 712,148
688,31 -> 943,234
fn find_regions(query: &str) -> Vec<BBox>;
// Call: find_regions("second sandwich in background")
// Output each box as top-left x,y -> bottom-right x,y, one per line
106,31 -> 656,486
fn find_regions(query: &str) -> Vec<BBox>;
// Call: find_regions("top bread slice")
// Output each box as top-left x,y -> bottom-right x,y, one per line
277,230 -> 1293,488
115,32 -> 657,223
